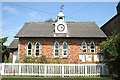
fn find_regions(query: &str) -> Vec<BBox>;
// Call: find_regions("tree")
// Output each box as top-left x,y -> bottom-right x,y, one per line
100,33 -> 120,79
0,37 -> 10,62
45,18 -> 57,22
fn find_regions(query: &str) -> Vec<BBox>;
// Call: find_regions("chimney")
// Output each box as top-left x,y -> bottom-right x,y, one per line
117,2 -> 120,14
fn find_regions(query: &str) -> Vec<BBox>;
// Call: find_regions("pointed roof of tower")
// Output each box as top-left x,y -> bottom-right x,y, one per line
58,11 -> 64,17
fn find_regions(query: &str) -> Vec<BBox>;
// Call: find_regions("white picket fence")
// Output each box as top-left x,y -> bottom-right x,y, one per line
0,63 -> 109,77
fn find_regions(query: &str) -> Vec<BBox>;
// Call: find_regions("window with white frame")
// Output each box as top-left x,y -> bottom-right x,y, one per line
54,41 -> 59,57
94,54 -> 99,62
82,41 -> 87,52
35,42 -> 40,57
86,54 -> 92,62
62,42 -> 68,56
90,41 -> 95,53
79,54 -> 85,62
27,42 -> 32,56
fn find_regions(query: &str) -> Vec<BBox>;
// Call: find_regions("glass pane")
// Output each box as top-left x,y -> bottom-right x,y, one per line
63,50 -> 67,55
55,42 -> 59,48
36,46 -> 39,48
55,53 -> 58,56
36,53 -> 39,56
28,50 -> 31,55
91,50 -> 94,52
83,49 -> 86,52
63,43 -> 67,49
83,46 -> 86,48
28,43 -> 32,49
36,50 -> 39,53
91,45 -> 94,48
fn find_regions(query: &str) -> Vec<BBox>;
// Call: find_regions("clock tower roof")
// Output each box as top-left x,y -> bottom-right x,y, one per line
58,11 -> 64,17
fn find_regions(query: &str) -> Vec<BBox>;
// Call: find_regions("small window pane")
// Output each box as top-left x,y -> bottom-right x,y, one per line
63,50 -> 67,55
36,53 -> 39,56
28,50 -> 31,55
28,43 -> 32,49
36,50 -> 39,53
91,45 -> 94,49
55,50 -> 59,56
83,49 -> 86,52
91,50 -> 94,52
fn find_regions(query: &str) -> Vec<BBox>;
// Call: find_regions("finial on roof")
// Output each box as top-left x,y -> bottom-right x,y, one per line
60,5 -> 64,12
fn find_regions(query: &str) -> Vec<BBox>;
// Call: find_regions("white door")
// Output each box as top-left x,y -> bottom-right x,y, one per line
13,51 -> 18,63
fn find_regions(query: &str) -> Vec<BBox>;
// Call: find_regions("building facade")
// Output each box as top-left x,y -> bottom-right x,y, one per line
8,11 -> 106,63
101,2 -> 120,36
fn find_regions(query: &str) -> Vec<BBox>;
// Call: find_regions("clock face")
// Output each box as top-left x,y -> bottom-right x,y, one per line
57,24 -> 65,32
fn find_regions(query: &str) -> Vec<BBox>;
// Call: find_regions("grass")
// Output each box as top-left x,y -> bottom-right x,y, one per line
1,76 -> 112,80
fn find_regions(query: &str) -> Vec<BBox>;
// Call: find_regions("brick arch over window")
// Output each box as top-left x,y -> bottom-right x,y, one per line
54,41 -> 59,57
27,42 -> 32,56
35,42 -> 40,57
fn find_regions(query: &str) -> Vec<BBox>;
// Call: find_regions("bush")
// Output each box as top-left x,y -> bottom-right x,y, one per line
101,33 -> 120,79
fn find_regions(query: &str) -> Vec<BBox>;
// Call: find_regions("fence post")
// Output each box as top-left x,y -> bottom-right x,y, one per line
1,63 -> 5,75
102,63 -> 104,75
44,65 -> 47,77
85,65 -> 87,76
19,63 -> 21,75
62,65 -> 64,77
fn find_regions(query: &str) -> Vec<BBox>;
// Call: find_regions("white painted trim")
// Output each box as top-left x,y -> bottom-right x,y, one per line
34,42 -> 40,57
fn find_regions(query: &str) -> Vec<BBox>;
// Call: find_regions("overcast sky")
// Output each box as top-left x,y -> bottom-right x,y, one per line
2,2 -> 119,46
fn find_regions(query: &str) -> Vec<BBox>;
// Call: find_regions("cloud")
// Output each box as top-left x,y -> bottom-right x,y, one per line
3,6 -> 18,14
28,11 -> 41,19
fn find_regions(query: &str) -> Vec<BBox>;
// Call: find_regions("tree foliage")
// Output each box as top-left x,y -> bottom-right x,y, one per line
100,33 -> 120,79
45,18 -> 57,22
0,37 -> 10,62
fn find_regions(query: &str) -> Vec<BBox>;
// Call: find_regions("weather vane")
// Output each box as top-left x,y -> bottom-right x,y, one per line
60,5 -> 64,12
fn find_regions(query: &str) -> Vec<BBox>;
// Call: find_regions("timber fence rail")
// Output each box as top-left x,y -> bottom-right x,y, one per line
0,63 -> 109,77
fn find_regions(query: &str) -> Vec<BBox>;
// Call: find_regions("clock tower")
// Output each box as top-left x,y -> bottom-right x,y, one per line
55,11 -> 67,33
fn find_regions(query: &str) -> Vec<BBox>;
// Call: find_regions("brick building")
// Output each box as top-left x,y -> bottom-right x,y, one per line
101,2 -> 120,36
8,11 -> 106,63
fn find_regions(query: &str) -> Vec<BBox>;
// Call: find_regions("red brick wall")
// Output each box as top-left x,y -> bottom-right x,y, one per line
18,37 -> 103,64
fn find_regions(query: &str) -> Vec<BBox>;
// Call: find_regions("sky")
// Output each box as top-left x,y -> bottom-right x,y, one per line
2,2 -> 119,46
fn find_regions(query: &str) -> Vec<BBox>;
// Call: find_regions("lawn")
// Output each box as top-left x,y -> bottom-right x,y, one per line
1,76 -> 112,80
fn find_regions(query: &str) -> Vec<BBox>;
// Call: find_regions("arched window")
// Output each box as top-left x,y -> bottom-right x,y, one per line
35,42 -> 40,57
90,41 -> 95,53
54,41 -> 59,57
82,41 -> 87,52
27,42 -> 32,56
62,42 -> 68,56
